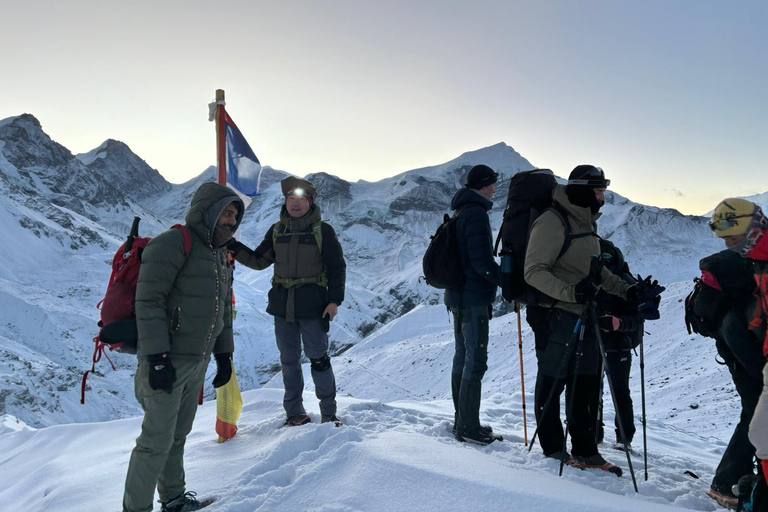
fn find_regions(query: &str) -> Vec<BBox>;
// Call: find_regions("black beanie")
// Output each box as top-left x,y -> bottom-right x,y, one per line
465,164 -> 499,190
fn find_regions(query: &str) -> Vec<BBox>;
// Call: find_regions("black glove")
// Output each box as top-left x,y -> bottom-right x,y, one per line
733,473 -> 768,512
574,276 -> 598,303
632,275 -> 666,320
212,353 -> 233,388
598,315 -> 623,332
225,239 -> 245,257
148,353 -> 176,394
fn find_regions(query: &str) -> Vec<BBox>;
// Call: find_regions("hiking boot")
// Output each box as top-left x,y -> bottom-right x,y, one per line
321,414 -> 343,426
455,427 -> 498,446
284,414 -> 311,427
452,423 -> 494,435
611,441 -> 633,453
567,453 -> 623,477
161,491 -> 214,512
707,487 -> 738,510
544,450 -> 572,463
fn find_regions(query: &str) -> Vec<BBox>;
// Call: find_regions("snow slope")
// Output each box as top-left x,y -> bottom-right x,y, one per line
0,285 -> 752,512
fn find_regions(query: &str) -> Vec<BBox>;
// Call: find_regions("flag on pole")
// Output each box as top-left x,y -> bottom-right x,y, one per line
223,111 -> 262,197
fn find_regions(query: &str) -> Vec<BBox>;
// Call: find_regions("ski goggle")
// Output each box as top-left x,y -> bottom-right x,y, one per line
708,214 -> 752,232
568,167 -> 610,187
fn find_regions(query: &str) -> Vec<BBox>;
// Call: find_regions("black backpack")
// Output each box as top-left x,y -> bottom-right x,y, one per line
493,169 -> 591,304
685,249 -> 755,338
422,204 -> 476,290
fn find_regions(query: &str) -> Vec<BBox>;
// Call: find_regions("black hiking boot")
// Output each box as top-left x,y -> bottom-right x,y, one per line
284,414 -> 311,427
544,450 -> 572,463
161,491 -> 214,512
452,422 -> 494,436
455,427 -> 499,446
321,414 -> 343,426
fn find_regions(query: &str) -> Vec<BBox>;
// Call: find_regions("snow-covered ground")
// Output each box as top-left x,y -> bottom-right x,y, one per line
0,286 -> 749,512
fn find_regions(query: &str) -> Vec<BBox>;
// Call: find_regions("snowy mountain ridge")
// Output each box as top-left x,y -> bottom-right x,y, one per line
0,113 -> 765,431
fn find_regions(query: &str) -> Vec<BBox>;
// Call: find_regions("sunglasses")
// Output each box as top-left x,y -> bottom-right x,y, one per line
708,214 -> 752,232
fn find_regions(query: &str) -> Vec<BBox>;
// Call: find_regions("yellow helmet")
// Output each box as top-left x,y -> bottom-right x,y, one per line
709,198 -> 757,237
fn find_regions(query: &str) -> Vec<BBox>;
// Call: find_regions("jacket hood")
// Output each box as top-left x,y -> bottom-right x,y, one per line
450,187 -> 493,212
552,185 -> 601,230
746,231 -> 768,261
185,182 -> 245,245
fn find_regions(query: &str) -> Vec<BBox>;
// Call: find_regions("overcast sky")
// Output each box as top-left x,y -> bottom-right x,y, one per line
1,0 -> 765,215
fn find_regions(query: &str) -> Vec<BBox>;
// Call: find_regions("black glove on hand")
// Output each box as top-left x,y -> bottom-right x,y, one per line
148,353 -> 176,394
212,353 -> 233,388
574,276 -> 598,303
598,315 -> 623,332
225,239 -> 245,257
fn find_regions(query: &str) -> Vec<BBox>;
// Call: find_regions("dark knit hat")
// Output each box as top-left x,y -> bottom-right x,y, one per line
465,164 -> 499,190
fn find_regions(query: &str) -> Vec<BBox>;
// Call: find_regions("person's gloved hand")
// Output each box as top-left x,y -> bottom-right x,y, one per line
598,315 -> 623,332
574,276 -> 599,303
632,275 -> 666,320
148,353 -> 176,394
225,239 -> 245,257
732,473 -> 768,512
212,353 -> 233,388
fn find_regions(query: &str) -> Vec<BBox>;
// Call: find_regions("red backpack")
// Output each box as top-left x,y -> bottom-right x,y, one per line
81,217 -> 191,403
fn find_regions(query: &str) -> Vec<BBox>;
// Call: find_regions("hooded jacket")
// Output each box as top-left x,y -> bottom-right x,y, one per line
235,203 -> 346,322
524,185 -> 631,316
135,182 -> 244,359
443,187 -> 500,309
746,234 -> 768,357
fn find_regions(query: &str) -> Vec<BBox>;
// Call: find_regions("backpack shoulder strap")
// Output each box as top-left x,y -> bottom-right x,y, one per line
546,205 -> 573,260
548,204 -> 596,259
313,220 -> 323,253
171,224 -> 192,257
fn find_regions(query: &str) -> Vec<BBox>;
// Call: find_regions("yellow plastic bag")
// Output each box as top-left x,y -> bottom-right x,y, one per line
215,365 -> 243,442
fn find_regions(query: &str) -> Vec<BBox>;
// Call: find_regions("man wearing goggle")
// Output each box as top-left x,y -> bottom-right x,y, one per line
708,198 -> 768,510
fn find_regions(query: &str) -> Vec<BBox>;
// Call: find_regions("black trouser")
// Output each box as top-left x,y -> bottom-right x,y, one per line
602,350 -> 635,444
710,306 -> 765,495
711,355 -> 763,494
529,306 -> 602,457
535,372 -> 602,457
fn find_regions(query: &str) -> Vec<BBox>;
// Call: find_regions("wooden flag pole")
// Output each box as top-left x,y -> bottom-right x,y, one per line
215,89 -> 227,186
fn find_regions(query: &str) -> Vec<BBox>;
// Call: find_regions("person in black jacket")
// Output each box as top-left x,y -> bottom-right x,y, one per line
230,177 -> 346,427
594,239 -> 642,451
445,164 -> 501,445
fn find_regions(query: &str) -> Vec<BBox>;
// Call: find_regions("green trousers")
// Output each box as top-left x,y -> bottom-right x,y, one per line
122,357 -> 209,512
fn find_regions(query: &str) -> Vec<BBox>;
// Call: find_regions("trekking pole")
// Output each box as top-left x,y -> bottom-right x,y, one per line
516,301 -> 528,445
640,330 -> 648,481
591,302 -> 639,493
596,359 -> 604,445
528,302 -> 590,453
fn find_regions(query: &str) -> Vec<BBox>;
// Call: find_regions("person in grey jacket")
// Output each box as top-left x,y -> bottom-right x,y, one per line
445,164 -> 501,446
525,165 -> 644,474
230,177 -> 346,427
123,182 -> 243,512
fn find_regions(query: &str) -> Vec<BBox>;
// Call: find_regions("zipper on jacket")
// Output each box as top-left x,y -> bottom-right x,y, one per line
202,250 -> 221,355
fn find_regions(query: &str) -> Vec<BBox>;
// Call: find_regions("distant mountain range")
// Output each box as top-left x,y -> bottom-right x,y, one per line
0,113 -> 764,428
